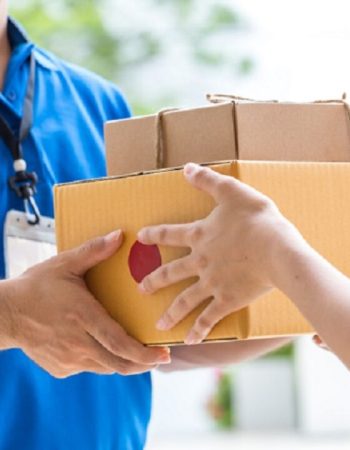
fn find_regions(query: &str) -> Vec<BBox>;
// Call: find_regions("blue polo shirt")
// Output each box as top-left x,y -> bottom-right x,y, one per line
0,18 -> 151,450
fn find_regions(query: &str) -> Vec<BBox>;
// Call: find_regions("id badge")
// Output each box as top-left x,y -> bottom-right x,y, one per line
4,210 -> 57,279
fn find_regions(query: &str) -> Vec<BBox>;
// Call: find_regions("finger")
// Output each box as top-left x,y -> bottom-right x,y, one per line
184,163 -> 240,203
56,360 -> 157,378
156,282 -> 210,330
185,298 -> 234,345
138,223 -> 194,248
139,255 -> 196,294
82,333 -> 160,375
77,359 -> 116,375
80,297 -> 171,365
65,230 -> 124,276
44,360 -> 115,379
82,356 -> 158,376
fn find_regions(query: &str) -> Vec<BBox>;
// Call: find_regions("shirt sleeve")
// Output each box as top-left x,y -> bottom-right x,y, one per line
101,81 -> 133,121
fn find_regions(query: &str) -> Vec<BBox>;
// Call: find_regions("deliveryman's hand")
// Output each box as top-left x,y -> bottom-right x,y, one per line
0,230 -> 170,378
138,163 -> 303,345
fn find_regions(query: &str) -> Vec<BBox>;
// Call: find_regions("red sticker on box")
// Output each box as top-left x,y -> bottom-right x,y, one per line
128,240 -> 162,283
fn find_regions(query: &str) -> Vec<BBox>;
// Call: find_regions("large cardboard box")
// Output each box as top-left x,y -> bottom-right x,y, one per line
55,160 -> 350,345
54,99 -> 350,345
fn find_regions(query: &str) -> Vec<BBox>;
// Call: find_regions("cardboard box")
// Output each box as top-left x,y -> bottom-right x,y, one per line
55,99 -> 350,345
55,160 -> 350,345
105,100 -> 350,176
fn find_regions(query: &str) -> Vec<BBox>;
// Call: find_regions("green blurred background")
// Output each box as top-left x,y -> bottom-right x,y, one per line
10,0 -> 253,114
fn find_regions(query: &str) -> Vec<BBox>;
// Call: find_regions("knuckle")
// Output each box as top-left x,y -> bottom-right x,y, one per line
58,357 -> 77,372
254,194 -> 273,212
193,167 -> 207,183
163,311 -> 174,326
106,337 -> 122,355
66,310 -> 85,326
160,266 -> 169,282
53,255 -> 71,274
158,226 -> 168,243
215,297 -> 234,315
132,348 -> 152,365
206,276 -> 218,290
176,295 -> 188,310
189,224 -> 203,245
116,362 -> 130,376
217,294 -> 232,305
217,179 -> 234,197
194,254 -> 208,270
81,236 -> 105,255
197,316 -> 211,331
60,336 -> 81,350
63,336 -> 83,352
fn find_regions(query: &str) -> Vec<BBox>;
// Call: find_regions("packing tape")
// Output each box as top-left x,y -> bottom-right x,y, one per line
155,108 -> 178,169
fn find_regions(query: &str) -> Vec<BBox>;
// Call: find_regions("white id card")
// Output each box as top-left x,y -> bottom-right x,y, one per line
4,210 -> 57,279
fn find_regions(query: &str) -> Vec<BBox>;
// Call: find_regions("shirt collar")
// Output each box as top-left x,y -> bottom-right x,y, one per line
7,16 -> 58,71
7,16 -> 28,48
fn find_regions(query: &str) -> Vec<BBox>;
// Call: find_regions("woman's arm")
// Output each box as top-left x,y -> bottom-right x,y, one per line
270,235 -> 350,368
159,338 -> 291,372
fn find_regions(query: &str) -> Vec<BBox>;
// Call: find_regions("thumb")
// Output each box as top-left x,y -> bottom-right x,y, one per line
184,163 -> 235,203
65,230 -> 123,276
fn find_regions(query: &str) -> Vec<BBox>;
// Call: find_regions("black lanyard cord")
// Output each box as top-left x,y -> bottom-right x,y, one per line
0,113 -> 19,159
0,52 -> 40,225
19,52 -> 35,145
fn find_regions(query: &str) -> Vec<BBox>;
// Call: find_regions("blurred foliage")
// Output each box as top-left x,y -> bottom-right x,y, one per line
265,342 -> 294,359
207,370 -> 234,429
10,0 -> 136,78
10,0 -> 253,113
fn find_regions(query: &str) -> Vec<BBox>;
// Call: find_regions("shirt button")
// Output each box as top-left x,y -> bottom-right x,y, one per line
7,90 -> 16,101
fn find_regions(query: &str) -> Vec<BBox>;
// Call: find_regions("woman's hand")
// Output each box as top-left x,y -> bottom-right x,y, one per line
138,163 -> 303,345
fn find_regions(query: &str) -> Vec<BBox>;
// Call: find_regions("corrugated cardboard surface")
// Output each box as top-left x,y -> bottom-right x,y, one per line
105,103 -> 236,175
105,102 -> 350,176
54,161 -> 350,345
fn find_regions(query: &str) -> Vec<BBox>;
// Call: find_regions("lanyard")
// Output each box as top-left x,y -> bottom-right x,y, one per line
0,51 -> 40,225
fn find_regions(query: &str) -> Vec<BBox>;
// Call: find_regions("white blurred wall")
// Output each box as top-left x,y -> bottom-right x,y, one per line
119,0 -> 350,107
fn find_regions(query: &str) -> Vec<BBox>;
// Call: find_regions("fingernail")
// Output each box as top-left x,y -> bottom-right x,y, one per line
137,230 -> 145,242
157,353 -> 171,364
184,163 -> 198,176
104,230 -> 121,244
184,331 -> 202,345
312,335 -> 321,344
155,347 -> 171,364
156,317 -> 170,330
138,282 -> 146,294
138,280 -> 152,294
158,359 -> 171,365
